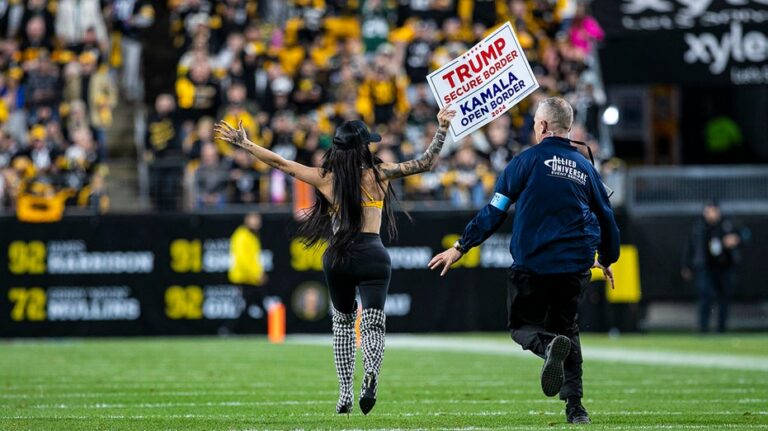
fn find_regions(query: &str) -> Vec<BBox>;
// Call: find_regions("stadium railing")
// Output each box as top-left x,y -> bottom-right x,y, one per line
626,165 -> 768,217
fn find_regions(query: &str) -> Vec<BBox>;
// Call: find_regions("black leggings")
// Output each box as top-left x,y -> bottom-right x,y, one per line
323,233 -> 391,313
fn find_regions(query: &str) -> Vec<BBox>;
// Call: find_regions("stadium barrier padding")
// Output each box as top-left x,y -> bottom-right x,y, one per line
1,212 -> 765,337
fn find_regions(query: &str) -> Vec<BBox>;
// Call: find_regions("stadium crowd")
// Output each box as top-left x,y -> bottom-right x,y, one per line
0,0 -> 155,218
146,0 -> 616,210
0,0 -> 615,215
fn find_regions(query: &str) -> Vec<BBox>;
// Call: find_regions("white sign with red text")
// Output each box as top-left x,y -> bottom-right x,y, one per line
427,22 -> 539,141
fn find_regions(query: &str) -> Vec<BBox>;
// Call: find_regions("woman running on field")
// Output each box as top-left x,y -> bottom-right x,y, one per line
215,106 -> 456,415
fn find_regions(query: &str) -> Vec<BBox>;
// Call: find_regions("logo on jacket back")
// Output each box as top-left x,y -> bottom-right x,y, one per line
544,156 -> 587,185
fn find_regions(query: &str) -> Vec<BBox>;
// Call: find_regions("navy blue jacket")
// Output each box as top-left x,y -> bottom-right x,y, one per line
459,136 -> 620,274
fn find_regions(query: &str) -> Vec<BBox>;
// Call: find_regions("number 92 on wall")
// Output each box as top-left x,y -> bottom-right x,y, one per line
164,285 -> 249,320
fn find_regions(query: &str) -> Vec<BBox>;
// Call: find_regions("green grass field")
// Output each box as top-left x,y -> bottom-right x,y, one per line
2,334 -> 768,430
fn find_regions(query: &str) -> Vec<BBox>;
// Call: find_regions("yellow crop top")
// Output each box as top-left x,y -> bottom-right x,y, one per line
329,187 -> 384,213
360,186 -> 384,209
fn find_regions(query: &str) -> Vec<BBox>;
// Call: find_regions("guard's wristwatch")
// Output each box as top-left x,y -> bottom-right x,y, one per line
453,239 -> 467,254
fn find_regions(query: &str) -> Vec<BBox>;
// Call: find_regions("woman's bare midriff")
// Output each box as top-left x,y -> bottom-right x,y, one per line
359,169 -> 387,233
319,169 -> 387,235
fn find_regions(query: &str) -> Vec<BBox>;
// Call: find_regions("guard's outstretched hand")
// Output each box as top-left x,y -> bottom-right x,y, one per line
428,247 -> 463,276
436,105 -> 457,130
214,120 -> 247,149
592,258 -> 615,290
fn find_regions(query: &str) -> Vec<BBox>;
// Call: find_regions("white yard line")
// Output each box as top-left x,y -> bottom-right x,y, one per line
288,335 -> 768,372
3,387 -> 762,400
10,399 -> 768,410
7,410 -> 768,419
254,426 -> 768,431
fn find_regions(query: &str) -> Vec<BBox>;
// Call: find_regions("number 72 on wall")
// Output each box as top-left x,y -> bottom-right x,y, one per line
8,287 -> 47,321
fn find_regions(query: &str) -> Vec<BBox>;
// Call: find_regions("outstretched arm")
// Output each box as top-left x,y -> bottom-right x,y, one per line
377,105 -> 456,180
428,155 -> 530,276
214,120 -> 326,188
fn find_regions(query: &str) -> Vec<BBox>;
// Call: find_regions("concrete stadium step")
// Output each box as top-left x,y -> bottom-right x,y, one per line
106,158 -> 146,212
106,100 -> 140,159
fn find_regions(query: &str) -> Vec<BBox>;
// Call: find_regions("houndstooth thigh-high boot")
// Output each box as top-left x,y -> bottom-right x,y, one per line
359,308 -> 386,415
332,306 -> 357,414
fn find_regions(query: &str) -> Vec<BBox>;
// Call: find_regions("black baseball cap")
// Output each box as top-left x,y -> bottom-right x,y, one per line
345,120 -> 381,143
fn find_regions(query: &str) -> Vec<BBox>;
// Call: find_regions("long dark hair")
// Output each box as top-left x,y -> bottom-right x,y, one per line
296,121 -> 399,265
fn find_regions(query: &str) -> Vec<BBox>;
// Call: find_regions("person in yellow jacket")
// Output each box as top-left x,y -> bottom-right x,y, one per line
225,211 -> 268,334
229,212 -> 266,286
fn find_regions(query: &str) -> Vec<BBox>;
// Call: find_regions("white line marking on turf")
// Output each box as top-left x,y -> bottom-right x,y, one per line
253,426 -> 768,431
10,399 -> 768,410
1,386 -> 761,400
8,411 -> 767,419
0,390 -> 338,399
287,335 -> 768,371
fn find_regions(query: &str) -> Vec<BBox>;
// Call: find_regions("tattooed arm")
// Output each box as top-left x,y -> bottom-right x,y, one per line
377,105 -> 456,180
214,120 -> 326,188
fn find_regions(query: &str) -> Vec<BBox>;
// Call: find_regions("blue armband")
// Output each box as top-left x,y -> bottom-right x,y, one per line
489,193 -> 511,211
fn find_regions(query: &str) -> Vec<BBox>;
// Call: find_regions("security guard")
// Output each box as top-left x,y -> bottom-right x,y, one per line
226,212 -> 266,333
430,97 -> 620,425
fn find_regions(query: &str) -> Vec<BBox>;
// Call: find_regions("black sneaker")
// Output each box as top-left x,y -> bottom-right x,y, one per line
359,372 -> 377,415
566,401 -> 591,424
541,335 -> 571,397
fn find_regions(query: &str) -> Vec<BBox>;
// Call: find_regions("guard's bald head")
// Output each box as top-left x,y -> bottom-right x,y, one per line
536,97 -> 574,134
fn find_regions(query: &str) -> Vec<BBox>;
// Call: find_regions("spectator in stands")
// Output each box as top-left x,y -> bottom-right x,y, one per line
0,2 -> 22,38
568,2 -> 604,56
158,0 -> 607,211
219,82 -> 259,155
213,31 -> 245,73
20,14 -> 52,58
145,94 -> 182,211
56,0 -> 108,51
195,142 -> 228,208
184,116 -> 214,161
44,119 -> 67,153
182,117 -> 216,209
177,61 -> 221,122
0,128 -> 18,169
80,171 -> 108,213
682,201 -> 743,333
361,0 -> 392,54
405,84 -> 438,133
146,94 -> 180,160
0,128 -> 17,209
0,66 -> 25,140
107,0 -> 154,102
62,127 -> 101,204
359,54 -> 409,126
0,1 -> 115,217
24,55 -> 60,115
228,148 -> 261,204
14,124 -> 59,174
444,145 -> 493,208
20,0 -> 54,40
80,53 -> 117,152
292,60 -> 324,115
485,115 -> 522,174
65,100 -> 90,139
0,165 -> 6,208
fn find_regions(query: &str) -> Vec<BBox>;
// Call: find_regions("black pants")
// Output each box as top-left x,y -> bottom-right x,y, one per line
507,269 -> 591,400
323,233 -> 391,313
149,162 -> 182,211
695,267 -> 733,333
219,284 -> 267,334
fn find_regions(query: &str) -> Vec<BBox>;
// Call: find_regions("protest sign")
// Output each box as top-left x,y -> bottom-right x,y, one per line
427,22 -> 539,141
